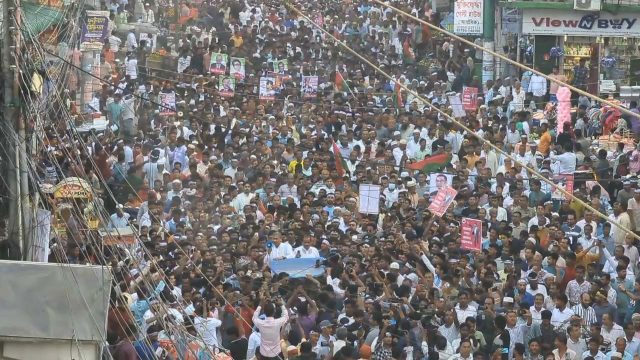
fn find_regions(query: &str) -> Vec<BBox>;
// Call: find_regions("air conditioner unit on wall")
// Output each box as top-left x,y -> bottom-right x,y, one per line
574,0 -> 602,11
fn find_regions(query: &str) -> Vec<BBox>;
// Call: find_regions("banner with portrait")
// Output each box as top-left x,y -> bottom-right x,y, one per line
273,59 -> 289,74
259,76 -> 277,100
428,186 -> 458,217
301,76 -> 318,99
219,76 -> 235,97
229,57 -> 246,80
209,53 -> 228,75
461,217 -> 482,251
159,91 -> 176,115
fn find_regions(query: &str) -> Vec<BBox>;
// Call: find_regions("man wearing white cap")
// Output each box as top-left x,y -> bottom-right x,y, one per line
393,138 -> 413,167
407,129 -> 421,155
109,204 -> 130,229
142,3 -> 155,23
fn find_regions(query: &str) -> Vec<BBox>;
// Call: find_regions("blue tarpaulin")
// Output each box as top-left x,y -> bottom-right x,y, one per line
269,257 -> 325,278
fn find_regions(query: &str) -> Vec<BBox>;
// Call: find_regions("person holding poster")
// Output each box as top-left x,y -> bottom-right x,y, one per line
230,58 -> 245,80
259,77 -> 277,100
461,218 -> 483,251
219,77 -> 235,97
159,91 -> 176,115
428,186 -> 458,217
302,76 -> 318,98
209,53 -> 227,74
273,60 -> 288,74
429,173 -> 452,197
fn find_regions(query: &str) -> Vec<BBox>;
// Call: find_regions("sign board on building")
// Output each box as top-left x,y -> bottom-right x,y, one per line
502,8 -> 522,34
80,10 -> 110,51
522,9 -> 640,36
453,0 -> 483,35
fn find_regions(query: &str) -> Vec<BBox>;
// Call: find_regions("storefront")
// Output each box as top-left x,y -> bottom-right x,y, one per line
522,9 -> 640,95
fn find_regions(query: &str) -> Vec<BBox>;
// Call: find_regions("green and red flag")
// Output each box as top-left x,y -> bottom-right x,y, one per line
332,142 -> 348,177
405,153 -> 451,173
402,38 -> 415,64
335,70 -> 347,93
393,81 -> 404,108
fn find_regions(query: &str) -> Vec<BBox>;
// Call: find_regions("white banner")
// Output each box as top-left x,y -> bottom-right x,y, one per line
522,9 -> 640,36
359,184 -> 381,215
27,209 -> 52,262
453,0 -> 483,35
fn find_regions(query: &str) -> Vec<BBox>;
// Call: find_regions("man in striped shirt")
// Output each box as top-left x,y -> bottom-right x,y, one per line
571,293 -> 597,331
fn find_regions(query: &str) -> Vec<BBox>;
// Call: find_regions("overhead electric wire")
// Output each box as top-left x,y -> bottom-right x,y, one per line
371,0 -> 640,120
18,24 -> 233,360
284,1 -> 640,244
16,12 -> 228,360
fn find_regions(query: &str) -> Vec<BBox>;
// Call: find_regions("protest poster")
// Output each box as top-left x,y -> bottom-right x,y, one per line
209,53 -> 228,75
462,86 -> 478,110
302,76 -> 319,99
229,57 -> 246,80
219,76 -> 235,97
428,186 -> 458,217
159,92 -> 176,115
80,11 -> 110,51
273,59 -> 289,73
259,76 -> 277,100
358,184 -> 381,215
429,173 -> 454,197
448,94 -> 466,118
460,218 -> 483,251
551,174 -> 574,201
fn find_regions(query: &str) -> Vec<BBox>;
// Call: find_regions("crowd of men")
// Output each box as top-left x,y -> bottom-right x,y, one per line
36,0 -> 640,359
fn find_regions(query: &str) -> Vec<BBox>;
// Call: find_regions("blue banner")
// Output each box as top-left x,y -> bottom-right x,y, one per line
269,257 -> 325,278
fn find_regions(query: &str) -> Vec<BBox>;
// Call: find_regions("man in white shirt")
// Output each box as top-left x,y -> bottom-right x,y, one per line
125,55 -> 138,80
142,3 -> 155,23
550,294 -> 574,330
393,140 -> 414,166
263,231 -> 293,265
601,313 -> 625,348
252,300 -> 289,359
126,29 -> 137,51
528,68 -> 548,105
109,204 -> 130,229
294,236 -> 320,258
550,144 -> 577,175
454,291 -> 477,324
232,182 -> 255,212
193,302 -> 223,349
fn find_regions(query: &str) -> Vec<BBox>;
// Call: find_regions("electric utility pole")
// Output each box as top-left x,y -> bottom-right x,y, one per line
3,0 -> 27,260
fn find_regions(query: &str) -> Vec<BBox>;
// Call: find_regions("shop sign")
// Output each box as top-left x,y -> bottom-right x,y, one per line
522,9 -> 640,36
453,0 -> 483,35
80,10 -> 110,51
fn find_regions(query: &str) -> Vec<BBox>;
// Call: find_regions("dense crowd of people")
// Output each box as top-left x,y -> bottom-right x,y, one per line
35,0 -> 640,359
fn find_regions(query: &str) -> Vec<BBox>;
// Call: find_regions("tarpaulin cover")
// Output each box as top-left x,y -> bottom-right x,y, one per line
269,257 -> 325,278
0,260 -> 111,341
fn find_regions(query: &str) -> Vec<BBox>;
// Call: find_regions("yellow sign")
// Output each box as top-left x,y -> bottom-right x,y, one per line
51,178 -> 93,199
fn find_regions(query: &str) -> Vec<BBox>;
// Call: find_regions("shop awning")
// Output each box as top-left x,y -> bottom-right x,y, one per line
22,2 -> 64,36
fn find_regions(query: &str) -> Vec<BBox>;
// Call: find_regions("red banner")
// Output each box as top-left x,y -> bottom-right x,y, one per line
461,218 -> 483,251
462,86 -> 478,111
428,186 -> 458,217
